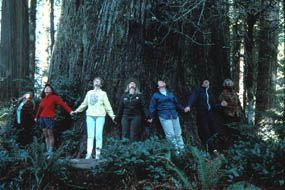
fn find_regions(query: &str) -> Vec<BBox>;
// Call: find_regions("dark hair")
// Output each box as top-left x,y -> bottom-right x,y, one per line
93,77 -> 104,87
41,84 -> 55,99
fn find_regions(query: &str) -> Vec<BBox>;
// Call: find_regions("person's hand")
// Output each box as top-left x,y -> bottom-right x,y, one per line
113,119 -> 117,125
70,111 -> 75,116
34,118 -> 37,122
147,119 -> 153,123
221,100 -> 228,107
184,107 -> 191,112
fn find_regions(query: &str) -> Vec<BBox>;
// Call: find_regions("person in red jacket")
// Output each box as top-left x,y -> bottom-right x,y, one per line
35,84 -> 72,156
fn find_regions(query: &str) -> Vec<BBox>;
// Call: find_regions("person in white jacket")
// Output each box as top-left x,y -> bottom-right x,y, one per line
71,77 -> 115,159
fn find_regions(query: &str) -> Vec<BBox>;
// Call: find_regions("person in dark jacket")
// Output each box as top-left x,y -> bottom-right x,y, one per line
14,92 -> 35,146
149,80 -> 185,151
115,78 -> 149,142
185,79 -> 227,154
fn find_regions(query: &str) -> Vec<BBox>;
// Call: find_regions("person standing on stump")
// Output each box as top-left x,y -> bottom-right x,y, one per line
71,77 -> 115,159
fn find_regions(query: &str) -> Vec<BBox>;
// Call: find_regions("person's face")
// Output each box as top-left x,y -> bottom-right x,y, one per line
202,80 -> 210,88
94,79 -> 102,87
128,82 -> 136,89
44,86 -> 52,94
24,93 -> 31,100
157,81 -> 166,89
225,81 -> 233,87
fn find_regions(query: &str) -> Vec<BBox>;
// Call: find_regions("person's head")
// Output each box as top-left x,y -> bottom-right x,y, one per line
93,77 -> 103,88
19,91 -> 33,102
157,80 -> 166,90
201,80 -> 210,88
124,78 -> 141,93
24,92 -> 33,100
223,79 -> 234,88
41,84 -> 55,98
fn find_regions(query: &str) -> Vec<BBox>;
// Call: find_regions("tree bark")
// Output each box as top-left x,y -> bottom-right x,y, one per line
0,0 -> 30,100
49,0 -> 232,153
255,0 -> 279,124
50,0 -> 55,53
29,0 -> 37,88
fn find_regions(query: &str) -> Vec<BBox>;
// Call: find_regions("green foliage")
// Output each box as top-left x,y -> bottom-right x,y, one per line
223,123 -> 285,188
227,181 -> 262,190
89,137 -> 176,188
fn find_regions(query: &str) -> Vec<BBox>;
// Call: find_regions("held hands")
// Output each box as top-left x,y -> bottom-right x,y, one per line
221,100 -> 228,107
147,119 -> 153,123
70,111 -> 75,116
184,107 -> 191,113
112,116 -> 117,125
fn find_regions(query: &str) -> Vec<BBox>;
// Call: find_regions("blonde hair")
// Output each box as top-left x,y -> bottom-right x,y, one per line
19,92 -> 35,109
124,86 -> 141,94
223,79 -> 234,87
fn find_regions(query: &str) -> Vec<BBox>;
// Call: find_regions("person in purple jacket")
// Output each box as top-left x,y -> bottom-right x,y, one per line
149,80 -> 185,151
185,79 -> 227,154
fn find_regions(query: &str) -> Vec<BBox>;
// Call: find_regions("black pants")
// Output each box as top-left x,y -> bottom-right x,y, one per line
121,115 -> 142,142
221,115 -> 241,147
15,119 -> 34,146
197,111 -> 221,152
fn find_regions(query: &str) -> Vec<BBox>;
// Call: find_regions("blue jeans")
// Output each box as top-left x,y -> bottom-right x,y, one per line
159,116 -> 184,150
86,116 -> 105,157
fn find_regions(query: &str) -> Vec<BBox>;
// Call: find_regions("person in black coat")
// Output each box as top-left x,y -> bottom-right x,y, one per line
185,80 -> 227,154
14,92 -> 35,146
115,78 -> 150,142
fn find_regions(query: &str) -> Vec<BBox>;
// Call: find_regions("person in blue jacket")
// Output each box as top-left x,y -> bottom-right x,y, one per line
185,79 -> 227,154
149,80 -> 185,151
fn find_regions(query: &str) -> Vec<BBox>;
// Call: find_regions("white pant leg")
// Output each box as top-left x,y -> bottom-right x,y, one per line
172,117 -> 185,150
86,116 -> 96,155
95,117 -> 105,157
159,117 -> 176,145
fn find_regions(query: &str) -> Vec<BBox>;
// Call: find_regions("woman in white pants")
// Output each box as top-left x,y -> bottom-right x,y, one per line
71,77 -> 115,159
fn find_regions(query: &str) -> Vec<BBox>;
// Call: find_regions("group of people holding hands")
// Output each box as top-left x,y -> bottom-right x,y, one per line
14,76 -> 241,159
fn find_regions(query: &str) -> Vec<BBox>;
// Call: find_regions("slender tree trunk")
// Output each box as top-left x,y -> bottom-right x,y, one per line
255,0 -> 279,124
244,11 -> 258,124
29,0 -> 37,88
0,0 -> 29,100
50,0 -> 55,53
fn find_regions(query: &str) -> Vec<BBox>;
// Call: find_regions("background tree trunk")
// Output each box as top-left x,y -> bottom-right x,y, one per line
244,11 -> 258,124
255,0 -> 279,124
50,0 -> 55,53
29,0 -> 37,89
0,0 -> 30,100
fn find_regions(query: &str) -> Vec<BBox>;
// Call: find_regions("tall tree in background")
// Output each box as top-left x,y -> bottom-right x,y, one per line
50,0 -> 55,53
29,0 -> 37,87
256,0 -> 280,124
0,0 -> 29,100
242,1 -> 259,124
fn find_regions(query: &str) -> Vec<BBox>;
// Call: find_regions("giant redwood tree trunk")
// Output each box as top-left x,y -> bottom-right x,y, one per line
0,0 -> 30,100
49,0 -> 232,150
